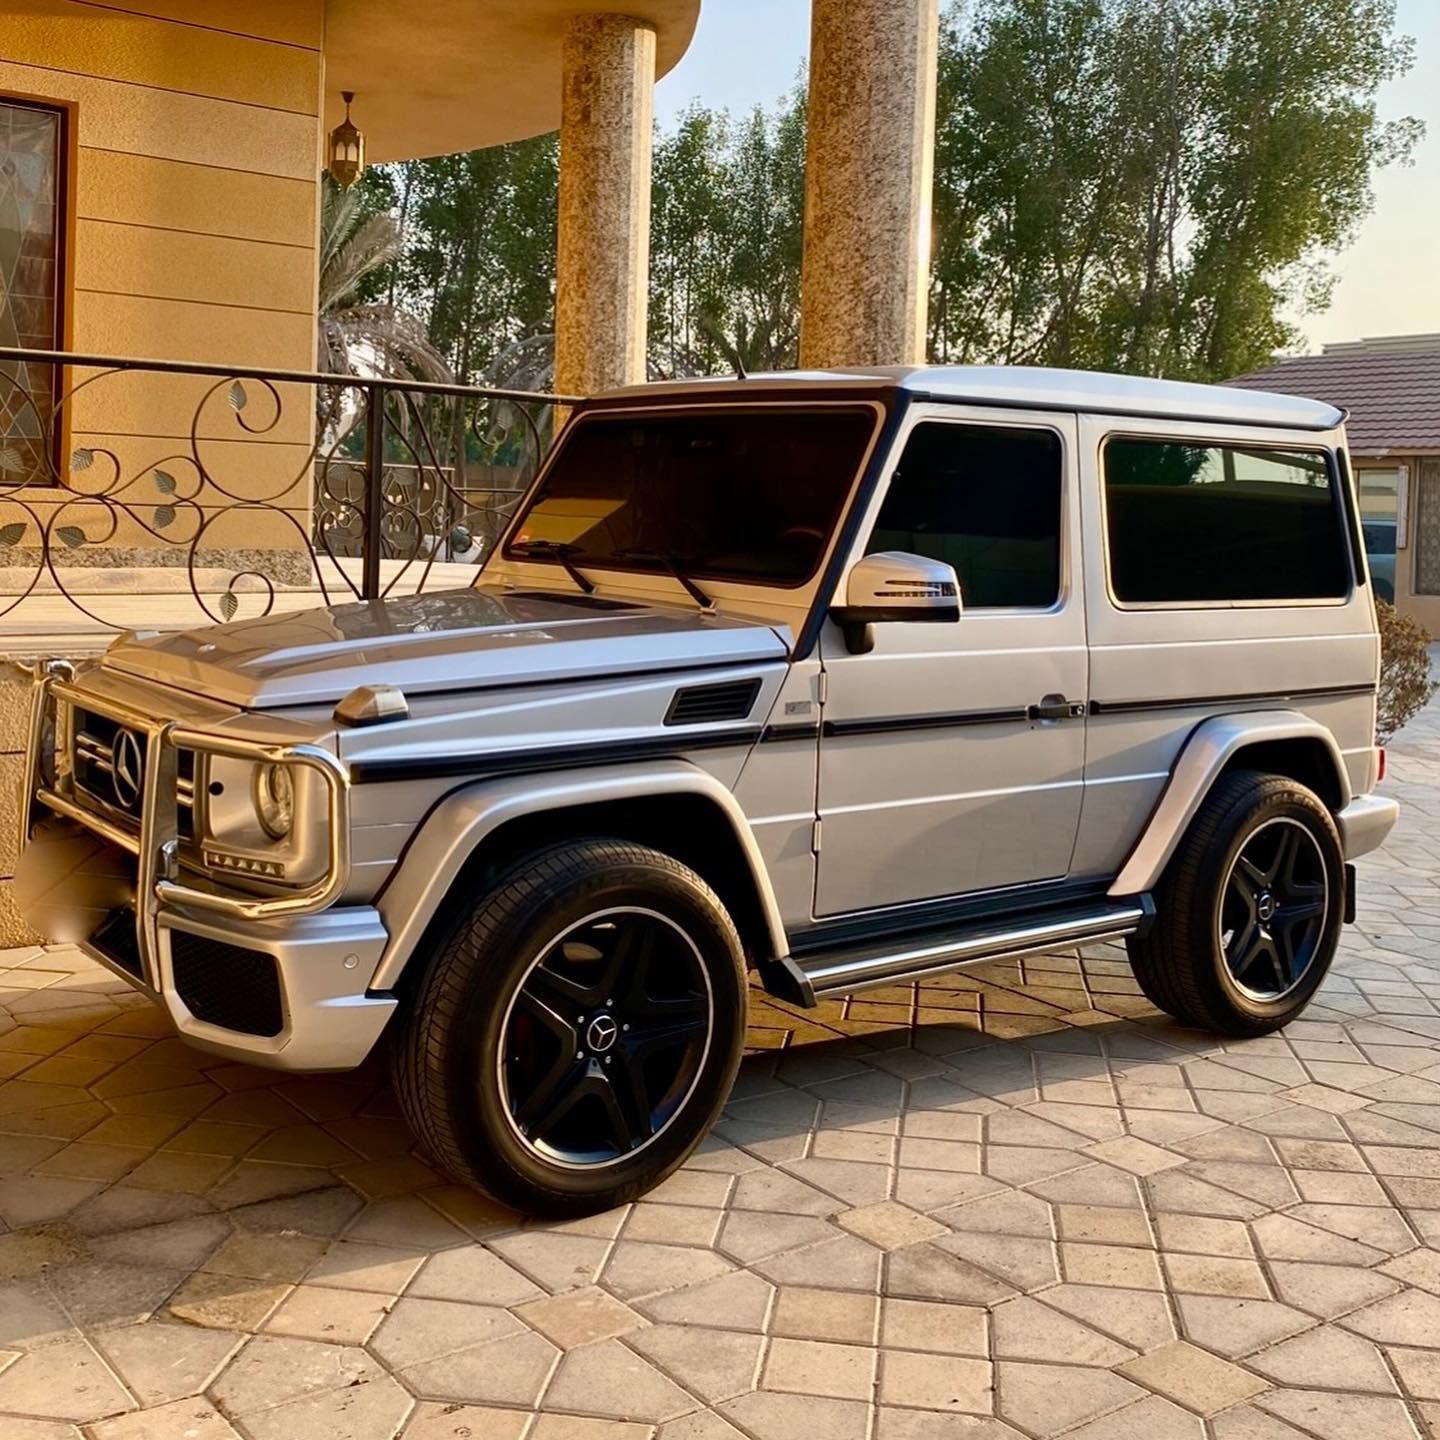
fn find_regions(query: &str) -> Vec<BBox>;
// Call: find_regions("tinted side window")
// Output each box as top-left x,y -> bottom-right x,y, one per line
1104,440 -> 1350,604
867,423 -> 1063,609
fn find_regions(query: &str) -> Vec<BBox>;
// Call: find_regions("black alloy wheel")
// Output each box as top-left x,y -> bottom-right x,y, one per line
1219,816 -> 1329,1002
499,907 -> 713,1166
390,837 -> 747,1216
1126,770 -> 1345,1037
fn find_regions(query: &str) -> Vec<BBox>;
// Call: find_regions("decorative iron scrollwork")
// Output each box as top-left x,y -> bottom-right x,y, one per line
0,346 -> 570,630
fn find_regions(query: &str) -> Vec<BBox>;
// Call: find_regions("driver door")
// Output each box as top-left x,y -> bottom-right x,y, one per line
814,407 -> 1087,916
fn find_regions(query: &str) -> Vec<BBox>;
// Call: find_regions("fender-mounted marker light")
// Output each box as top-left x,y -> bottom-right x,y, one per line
335,684 -> 409,727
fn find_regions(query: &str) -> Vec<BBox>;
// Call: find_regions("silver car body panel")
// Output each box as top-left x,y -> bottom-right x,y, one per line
813,402 -> 1088,914
12,367 -> 1395,1072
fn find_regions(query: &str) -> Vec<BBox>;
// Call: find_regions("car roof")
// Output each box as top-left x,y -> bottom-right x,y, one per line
594,365 -> 1345,433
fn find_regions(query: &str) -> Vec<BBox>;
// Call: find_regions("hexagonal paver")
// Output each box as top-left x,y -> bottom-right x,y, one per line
2,693 -> 1440,1439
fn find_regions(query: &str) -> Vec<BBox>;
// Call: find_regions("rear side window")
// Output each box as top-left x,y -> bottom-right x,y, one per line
1104,439 -> 1350,604
868,422 -> 1063,609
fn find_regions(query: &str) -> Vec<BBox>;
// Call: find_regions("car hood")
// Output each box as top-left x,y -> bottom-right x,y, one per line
102,587 -> 790,709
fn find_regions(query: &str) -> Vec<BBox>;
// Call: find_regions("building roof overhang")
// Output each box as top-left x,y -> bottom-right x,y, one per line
323,0 -> 700,162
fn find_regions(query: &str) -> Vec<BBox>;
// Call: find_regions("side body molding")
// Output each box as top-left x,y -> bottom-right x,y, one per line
369,759 -> 789,991
1109,710 -> 1353,898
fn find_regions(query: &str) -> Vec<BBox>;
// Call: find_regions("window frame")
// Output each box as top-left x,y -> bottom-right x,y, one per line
858,411 -> 1072,618
1097,429 -> 1356,612
0,89 -> 77,489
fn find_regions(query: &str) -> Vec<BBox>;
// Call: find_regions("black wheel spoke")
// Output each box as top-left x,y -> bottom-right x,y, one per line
602,1055 -> 656,1151
1227,920 -> 1268,982
524,960 -> 598,1017
625,1009 -> 708,1060
1234,854 -> 1267,897
516,981 -> 580,1047
512,1055 -> 589,1138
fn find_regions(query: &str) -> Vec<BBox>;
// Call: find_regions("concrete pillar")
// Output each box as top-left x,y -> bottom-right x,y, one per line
800,0 -> 940,370
554,14 -> 656,397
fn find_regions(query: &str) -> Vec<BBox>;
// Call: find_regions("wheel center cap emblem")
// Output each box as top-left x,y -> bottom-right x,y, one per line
111,728 -> 145,809
585,1015 -> 619,1054
1256,892 -> 1278,923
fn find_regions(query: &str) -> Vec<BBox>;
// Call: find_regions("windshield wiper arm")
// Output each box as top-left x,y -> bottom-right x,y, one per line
508,539 -> 596,595
613,548 -> 713,611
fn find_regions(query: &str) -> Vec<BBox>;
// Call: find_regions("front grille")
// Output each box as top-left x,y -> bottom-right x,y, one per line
66,703 -> 194,838
91,907 -> 144,980
73,708 -> 144,821
170,932 -> 284,1037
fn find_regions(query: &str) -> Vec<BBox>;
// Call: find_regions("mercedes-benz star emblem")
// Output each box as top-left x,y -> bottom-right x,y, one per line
111,728 -> 145,809
585,1015 -> 619,1054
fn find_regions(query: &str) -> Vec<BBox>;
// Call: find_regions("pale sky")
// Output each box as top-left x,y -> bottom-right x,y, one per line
655,0 -> 1440,357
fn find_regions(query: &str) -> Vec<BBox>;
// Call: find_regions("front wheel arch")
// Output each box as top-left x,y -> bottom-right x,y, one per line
373,765 -> 787,993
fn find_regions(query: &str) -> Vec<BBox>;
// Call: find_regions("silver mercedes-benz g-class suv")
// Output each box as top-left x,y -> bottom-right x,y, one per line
15,367 -> 1398,1216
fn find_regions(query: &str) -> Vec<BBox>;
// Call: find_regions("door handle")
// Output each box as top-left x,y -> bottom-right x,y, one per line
1029,694 -> 1086,722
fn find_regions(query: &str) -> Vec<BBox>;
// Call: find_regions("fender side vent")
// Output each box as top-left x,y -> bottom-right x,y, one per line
665,677 -> 762,727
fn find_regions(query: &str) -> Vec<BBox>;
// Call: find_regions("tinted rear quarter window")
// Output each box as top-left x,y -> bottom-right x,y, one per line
1104,438 -> 1351,604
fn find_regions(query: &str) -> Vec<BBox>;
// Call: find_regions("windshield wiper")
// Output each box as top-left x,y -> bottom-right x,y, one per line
508,539 -> 596,595
613,548 -> 714,611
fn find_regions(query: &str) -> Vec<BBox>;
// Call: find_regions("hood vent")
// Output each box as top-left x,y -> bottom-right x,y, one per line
665,677 -> 762,727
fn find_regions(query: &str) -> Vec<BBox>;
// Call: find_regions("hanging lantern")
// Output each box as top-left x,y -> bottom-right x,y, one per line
328,91 -> 366,189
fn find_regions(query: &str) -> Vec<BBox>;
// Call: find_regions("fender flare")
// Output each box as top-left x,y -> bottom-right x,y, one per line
369,758 -> 788,991
1108,709 -> 1352,898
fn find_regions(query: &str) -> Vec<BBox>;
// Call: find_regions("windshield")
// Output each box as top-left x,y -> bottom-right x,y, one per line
502,405 -> 881,587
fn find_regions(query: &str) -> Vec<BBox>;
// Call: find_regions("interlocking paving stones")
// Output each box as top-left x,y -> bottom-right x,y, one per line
2,699 -> 1440,1437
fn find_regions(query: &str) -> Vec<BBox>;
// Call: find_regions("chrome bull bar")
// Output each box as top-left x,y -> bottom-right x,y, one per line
19,663 -> 352,988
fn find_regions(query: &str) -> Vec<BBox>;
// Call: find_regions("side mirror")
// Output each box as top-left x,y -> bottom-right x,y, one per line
831,551 -> 962,654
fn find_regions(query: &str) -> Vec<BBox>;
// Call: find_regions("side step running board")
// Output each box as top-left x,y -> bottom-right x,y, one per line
763,897 -> 1153,1008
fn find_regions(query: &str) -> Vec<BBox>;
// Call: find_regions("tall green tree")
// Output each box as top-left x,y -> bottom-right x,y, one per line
930,0 -> 1421,379
649,91 -> 807,376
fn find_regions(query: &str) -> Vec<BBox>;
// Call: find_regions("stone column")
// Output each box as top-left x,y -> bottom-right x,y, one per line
800,0 -> 940,370
553,15 -> 656,397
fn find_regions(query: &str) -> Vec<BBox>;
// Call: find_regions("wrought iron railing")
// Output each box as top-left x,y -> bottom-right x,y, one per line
0,345 -> 576,630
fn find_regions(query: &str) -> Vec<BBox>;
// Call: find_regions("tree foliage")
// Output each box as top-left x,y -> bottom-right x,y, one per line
931,0 -> 1421,378
358,0 -> 1417,386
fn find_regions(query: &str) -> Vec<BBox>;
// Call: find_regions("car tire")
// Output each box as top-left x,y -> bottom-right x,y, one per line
391,837 -> 748,1217
1126,770 -> 1345,1037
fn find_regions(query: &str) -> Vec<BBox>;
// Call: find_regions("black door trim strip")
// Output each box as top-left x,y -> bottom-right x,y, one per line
822,707 -> 1032,738
350,726 -> 766,785
1089,683 -> 1377,717
760,722 -> 822,742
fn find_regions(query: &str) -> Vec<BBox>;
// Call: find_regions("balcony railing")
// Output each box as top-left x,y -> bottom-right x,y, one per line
0,345 -> 576,634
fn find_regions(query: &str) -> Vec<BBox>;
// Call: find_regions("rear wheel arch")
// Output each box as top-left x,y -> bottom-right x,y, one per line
1111,711 -> 1352,898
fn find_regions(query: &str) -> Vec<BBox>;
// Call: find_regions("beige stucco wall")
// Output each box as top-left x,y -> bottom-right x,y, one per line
0,0 -> 324,569
0,2 -> 326,942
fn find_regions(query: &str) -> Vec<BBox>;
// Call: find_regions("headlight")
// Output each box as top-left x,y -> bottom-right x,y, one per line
252,763 -> 295,840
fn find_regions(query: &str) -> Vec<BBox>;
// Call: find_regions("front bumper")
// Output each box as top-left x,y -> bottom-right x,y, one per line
81,891 -> 397,1070
15,662 -> 390,1071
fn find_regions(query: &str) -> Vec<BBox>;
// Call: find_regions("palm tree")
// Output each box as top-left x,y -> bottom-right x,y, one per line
317,179 -> 451,382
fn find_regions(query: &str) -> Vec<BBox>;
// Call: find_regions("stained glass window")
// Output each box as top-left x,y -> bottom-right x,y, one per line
0,98 -> 65,486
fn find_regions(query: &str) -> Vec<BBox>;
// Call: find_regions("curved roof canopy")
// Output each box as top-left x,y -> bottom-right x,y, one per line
324,0 -> 701,163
